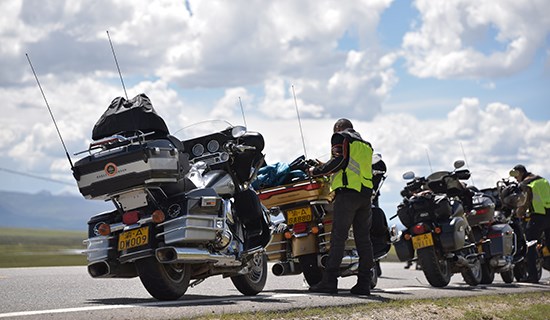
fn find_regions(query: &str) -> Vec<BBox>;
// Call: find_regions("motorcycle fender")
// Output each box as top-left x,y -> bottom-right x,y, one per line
291,233 -> 318,257
439,217 -> 466,252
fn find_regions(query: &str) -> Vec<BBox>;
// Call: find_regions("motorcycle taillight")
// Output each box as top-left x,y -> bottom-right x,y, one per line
123,210 -> 140,225
412,223 -> 428,235
293,222 -> 308,234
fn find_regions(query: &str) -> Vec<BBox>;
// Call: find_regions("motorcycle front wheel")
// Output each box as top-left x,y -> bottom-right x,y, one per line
136,257 -> 191,301
501,268 -> 514,283
480,261 -> 495,284
461,257 -> 482,286
417,247 -> 452,287
231,253 -> 268,295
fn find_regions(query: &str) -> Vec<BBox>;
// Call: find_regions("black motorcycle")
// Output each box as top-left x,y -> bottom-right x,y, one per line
391,160 -> 482,287
75,94 -> 271,300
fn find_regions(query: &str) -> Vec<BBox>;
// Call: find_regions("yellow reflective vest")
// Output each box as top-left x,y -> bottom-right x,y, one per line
331,134 -> 373,192
527,177 -> 550,215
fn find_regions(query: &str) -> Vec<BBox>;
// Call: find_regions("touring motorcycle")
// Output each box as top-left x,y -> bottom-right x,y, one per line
75,94 -> 271,300
258,154 -> 390,289
391,160 -> 482,287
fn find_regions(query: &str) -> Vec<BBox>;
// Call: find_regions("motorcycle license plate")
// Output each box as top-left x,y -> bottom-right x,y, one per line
286,207 -> 312,225
412,233 -> 434,250
118,227 -> 149,251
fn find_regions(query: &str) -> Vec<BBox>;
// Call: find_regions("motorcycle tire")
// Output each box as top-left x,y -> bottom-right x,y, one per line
461,257 -> 482,286
513,260 -> 527,282
417,247 -> 451,287
136,257 -> 191,301
501,269 -> 514,284
480,261 -> 495,284
375,260 -> 382,277
231,253 -> 268,295
298,253 -> 322,286
370,267 -> 378,289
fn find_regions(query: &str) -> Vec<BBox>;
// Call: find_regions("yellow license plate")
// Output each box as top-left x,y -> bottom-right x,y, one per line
286,207 -> 313,225
412,233 -> 434,250
118,227 -> 149,251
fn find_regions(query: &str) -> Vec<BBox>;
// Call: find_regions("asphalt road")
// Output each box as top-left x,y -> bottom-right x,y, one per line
0,262 -> 549,320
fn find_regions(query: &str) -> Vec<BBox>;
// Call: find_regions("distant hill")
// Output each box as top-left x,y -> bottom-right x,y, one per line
0,190 -> 113,231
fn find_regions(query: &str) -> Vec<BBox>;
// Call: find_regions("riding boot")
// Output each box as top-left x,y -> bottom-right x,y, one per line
309,271 -> 338,294
350,271 -> 371,295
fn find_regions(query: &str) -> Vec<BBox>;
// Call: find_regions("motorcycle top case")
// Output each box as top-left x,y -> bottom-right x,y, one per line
73,138 -> 181,200
467,193 -> 495,226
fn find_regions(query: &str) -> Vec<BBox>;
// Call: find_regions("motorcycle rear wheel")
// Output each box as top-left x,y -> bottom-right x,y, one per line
417,247 -> 452,287
501,269 -> 514,283
480,261 -> 495,284
231,253 -> 268,295
461,257 -> 482,286
136,257 -> 191,301
298,253 -> 322,286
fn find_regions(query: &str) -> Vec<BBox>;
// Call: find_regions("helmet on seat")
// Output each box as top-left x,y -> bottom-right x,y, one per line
500,184 -> 527,208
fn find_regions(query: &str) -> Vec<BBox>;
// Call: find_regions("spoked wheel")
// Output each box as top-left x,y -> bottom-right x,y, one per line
231,253 -> 268,295
298,253 -> 322,286
480,261 -> 495,284
136,257 -> 191,301
417,247 -> 452,287
461,257 -> 482,286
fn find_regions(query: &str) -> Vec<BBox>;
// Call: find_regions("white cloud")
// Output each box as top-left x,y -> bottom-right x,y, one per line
402,0 -> 550,79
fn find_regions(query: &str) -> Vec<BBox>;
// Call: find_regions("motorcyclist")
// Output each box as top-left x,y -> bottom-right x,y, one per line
307,118 -> 374,295
509,164 -> 550,282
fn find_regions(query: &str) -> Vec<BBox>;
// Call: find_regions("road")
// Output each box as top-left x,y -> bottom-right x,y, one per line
0,262 -> 549,320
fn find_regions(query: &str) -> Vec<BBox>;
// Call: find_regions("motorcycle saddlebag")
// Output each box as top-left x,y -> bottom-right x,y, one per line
486,223 -> 514,256
397,203 -> 414,229
74,138 -> 180,200
467,193 -> 495,226
439,216 -> 467,252
92,93 -> 169,140
393,233 -> 414,262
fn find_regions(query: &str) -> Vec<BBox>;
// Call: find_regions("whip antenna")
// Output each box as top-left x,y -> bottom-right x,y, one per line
291,85 -> 308,159
425,149 -> 433,173
460,141 -> 475,186
26,53 -> 74,169
238,96 -> 247,127
106,30 -> 128,100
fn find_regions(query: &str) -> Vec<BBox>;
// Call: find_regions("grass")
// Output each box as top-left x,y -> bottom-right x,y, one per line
0,227 -> 87,268
188,292 -> 550,320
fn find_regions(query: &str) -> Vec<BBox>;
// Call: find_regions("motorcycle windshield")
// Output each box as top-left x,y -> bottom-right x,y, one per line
172,120 -> 238,142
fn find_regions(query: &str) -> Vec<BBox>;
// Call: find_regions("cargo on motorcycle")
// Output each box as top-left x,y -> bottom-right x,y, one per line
76,94 -> 271,300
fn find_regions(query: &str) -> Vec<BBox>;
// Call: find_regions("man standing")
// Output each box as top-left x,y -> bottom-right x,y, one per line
308,118 -> 374,295
510,164 -> 550,283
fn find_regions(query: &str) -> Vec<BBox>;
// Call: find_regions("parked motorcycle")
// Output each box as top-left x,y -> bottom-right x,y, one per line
258,154 -> 390,289
391,160 -> 482,287
75,94 -> 271,300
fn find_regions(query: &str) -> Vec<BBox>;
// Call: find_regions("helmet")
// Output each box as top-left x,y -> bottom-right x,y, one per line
500,184 -> 527,208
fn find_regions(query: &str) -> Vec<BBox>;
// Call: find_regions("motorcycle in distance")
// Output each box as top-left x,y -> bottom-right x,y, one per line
391,160 -> 482,287
258,154 -> 391,289
466,180 -> 516,284
495,178 -> 547,282
76,94 -> 271,301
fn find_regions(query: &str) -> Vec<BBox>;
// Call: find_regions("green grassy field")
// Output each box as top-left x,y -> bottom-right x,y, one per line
0,227 -> 88,268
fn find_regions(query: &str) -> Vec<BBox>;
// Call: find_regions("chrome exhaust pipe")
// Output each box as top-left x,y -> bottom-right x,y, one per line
88,261 -> 110,278
452,255 -> 469,267
156,247 -> 241,267
319,254 -> 359,268
272,262 -> 302,276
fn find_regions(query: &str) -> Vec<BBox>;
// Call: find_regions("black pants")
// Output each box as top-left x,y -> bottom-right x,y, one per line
325,187 -> 374,278
525,213 -> 550,278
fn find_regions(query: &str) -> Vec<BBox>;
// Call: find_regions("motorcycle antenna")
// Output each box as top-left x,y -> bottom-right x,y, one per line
106,30 -> 128,100
425,148 -> 433,173
238,96 -> 247,128
460,141 -> 475,185
291,85 -> 308,159
26,53 -> 74,170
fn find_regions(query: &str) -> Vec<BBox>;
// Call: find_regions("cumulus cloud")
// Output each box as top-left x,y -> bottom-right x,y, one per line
402,0 -> 550,79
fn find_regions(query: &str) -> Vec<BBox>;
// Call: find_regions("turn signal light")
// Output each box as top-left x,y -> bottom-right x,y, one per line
152,210 -> 166,223
97,223 -> 111,236
434,227 -> 442,234
284,231 -> 292,239
311,226 -> 319,234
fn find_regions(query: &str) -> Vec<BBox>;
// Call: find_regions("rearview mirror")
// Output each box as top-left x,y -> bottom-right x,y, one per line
231,126 -> 246,138
402,171 -> 415,180
453,160 -> 465,169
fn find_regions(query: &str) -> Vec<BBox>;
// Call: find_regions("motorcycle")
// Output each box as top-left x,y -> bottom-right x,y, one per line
391,160 -> 482,287
467,181 -> 516,284
75,94 -> 271,300
258,154 -> 390,289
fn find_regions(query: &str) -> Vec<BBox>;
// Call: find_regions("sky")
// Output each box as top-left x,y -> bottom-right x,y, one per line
1,0 -> 549,220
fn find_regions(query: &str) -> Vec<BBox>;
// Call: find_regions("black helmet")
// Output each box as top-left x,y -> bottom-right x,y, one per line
500,184 -> 527,208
